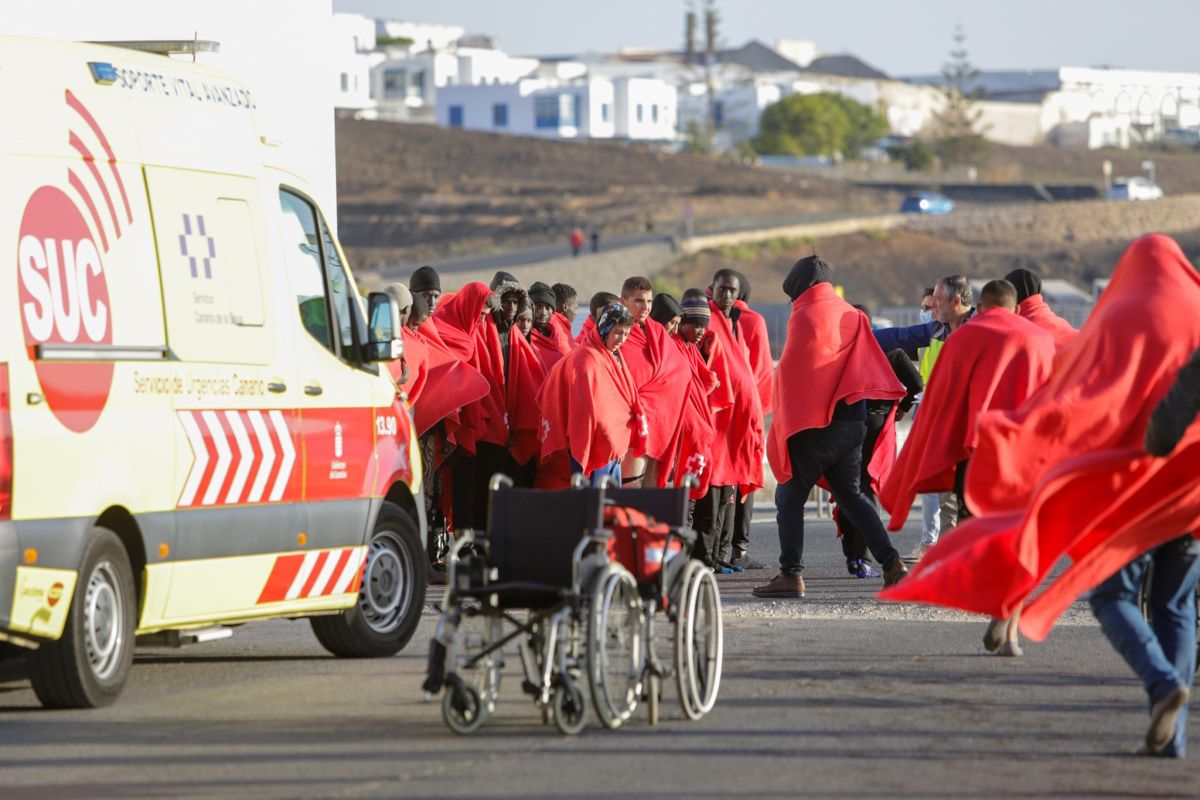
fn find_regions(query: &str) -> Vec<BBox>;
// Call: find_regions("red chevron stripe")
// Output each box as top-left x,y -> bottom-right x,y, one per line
257,553 -> 306,604
298,551 -> 330,598
193,412 -> 220,506
321,549 -> 354,596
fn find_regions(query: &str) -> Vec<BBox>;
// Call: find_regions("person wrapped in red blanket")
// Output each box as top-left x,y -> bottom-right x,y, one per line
879,235 -> 1200,647
1004,268 -> 1078,349
753,254 -> 907,599
879,280 -> 1057,531
536,303 -> 646,488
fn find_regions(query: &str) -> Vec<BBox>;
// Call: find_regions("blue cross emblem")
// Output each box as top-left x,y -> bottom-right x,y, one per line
179,213 -> 216,279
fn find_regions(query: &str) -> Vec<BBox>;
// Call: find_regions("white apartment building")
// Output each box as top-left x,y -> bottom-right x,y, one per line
332,13 -> 375,112
436,75 -> 676,141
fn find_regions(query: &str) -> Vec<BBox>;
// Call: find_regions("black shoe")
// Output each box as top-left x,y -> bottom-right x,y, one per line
730,549 -> 766,570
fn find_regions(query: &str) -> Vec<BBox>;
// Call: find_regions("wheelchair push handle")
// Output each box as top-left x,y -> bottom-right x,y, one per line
489,473 -> 515,492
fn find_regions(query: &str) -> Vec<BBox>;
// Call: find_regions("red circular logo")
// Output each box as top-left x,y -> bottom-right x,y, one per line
17,185 -> 114,432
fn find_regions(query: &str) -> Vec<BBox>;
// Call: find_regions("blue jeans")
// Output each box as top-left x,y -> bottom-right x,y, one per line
1088,533 -> 1200,757
570,455 -> 621,487
775,422 -> 900,576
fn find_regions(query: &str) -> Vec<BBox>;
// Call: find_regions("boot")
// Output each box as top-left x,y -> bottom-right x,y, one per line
882,558 -> 909,588
751,573 -> 805,598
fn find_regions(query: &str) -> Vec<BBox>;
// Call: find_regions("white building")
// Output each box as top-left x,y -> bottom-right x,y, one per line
435,75 -> 676,141
331,13 -> 375,113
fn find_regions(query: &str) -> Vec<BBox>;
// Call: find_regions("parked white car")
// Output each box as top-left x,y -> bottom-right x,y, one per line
1106,177 -> 1164,201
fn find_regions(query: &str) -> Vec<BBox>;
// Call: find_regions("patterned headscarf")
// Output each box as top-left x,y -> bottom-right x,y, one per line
596,302 -> 634,339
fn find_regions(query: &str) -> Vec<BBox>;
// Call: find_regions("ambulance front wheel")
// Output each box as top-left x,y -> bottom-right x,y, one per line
311,502 -> 426,657
27,527 -> 137,708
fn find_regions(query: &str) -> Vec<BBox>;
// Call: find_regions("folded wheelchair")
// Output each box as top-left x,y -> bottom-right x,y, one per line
422,475 -> 723,735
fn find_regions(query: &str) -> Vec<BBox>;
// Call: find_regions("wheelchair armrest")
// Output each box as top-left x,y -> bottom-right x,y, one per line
668,525 -> 697,546
583,527 -> 613,542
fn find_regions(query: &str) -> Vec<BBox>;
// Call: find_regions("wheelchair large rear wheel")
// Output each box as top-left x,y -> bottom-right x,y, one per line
586,564 -> 643,729
675,561 -> 723,721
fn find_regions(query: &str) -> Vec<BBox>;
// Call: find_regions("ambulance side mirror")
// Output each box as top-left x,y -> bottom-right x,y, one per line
365,292 -> 404,362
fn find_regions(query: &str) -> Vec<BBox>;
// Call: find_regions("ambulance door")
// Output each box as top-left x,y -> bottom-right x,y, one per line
277,189 -> 378,553
144,167 -> 303,625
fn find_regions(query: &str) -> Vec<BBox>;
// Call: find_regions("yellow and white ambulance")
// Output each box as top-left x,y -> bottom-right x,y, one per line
0,35 -> 426,707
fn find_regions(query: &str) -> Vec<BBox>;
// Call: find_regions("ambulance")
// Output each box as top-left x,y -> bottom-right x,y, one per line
0,35 -> 426,707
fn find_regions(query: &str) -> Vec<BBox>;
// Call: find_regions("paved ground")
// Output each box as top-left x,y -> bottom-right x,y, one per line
1,509 -> 1197,800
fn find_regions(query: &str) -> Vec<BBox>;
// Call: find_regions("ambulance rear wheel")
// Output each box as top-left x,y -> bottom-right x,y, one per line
311,503 -> 426,657
27,528 -> 136,708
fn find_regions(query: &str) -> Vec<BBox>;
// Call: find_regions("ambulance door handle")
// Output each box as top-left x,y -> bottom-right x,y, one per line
267,381 -> 287,394
304,383 -> 323,397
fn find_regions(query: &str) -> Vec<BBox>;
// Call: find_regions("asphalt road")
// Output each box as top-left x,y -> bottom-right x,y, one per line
2,509 -> 1197,800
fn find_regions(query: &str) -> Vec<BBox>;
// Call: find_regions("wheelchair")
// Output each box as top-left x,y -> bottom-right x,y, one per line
423,475 -> 612,735
587,481 -> 724,729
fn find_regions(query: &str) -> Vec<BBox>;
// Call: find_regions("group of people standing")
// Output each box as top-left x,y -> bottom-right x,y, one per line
386,264 -> 773,578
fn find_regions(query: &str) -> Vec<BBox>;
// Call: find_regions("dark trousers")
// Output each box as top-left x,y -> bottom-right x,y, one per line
954,459 -> 971,522
836,407 -> 889,561
727,491 -> 755,557
451,442 -> 508,531
776,422 -> 899,577
690,485 -> 734,563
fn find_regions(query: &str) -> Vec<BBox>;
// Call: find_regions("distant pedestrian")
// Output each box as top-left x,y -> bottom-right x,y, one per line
590,230 -> 600,253
569,228 -> 584,257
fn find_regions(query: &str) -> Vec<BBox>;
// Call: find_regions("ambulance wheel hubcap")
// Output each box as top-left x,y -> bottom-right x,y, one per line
83,562 -> 124,680
361,532 -> 412,633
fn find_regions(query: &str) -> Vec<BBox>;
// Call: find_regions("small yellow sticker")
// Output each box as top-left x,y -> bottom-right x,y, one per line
10,566 -> 77,640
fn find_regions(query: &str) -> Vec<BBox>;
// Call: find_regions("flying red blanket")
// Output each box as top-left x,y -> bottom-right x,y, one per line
659,334 -> 726,499
530,323 -> 573,372
1017,294 -> 1077,349
879,235 -> 1200,639
734,300 -> 775,416
767,283 -> 904,486
706,301 -> 764,495
537,327 -> 646,486
879,307 -> 1056,529
622,320 -> 690,462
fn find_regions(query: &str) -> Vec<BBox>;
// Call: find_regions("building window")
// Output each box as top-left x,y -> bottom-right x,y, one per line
535,95 -> 560,128
493,103 -> 508,128
601,103 -> 610,123
714,100 -> 725,129
448,105 -> 464,128
411,71 -> 426,96
636,103 -> 643,123
383,68 -> 407,99
340,73 -> 349,93
651,104 -> 658,123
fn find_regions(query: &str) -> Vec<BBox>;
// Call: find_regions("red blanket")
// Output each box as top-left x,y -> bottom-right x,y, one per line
506,327 -> 548,465
432,283 -> 507,451
879,235 -> 1200,639
1017,294 -> 1077,349
706,301 -> 764,494
574,316 -> 596,347
550,312 -> 575,344
734,300 -> 775,416
879,308 -> 1056,529
621,320 -> 690,462
399,325 -> 489,438
660,334 -> 725,499
768,284 -> 904,486
530,323 -> 573,372
536,328 -> 646,486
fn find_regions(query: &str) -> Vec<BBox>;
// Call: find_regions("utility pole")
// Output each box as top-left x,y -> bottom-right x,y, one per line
703,0 -> 719,140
